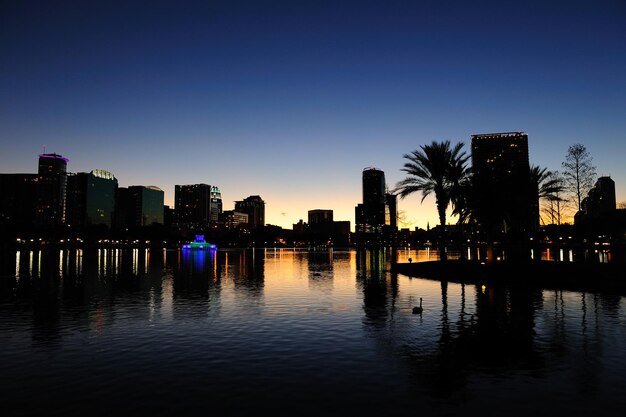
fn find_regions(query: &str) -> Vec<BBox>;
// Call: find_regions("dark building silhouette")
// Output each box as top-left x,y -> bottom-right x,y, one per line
355,168 -> 397,245
0,174 -> 38,228
1,152 -> 69,231
163,205 -> 175,227
36,153 -> 68,227
292,211 -> 351,247
574,176 -> 624,241
66,170 -> 118,230
235,195 -> 265,228
175,184 -> 210,227
385,192 -> 397,230
308,209 -> 333,224
116,185 -> 164,229
175,183 -> 222,227
580,176 -> 616,217
471,132 -> 536,241
357,168 -> 386,232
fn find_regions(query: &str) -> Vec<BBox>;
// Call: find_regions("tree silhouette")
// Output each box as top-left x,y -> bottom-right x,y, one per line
562,144 -> 596,212
393,141 -> 469,261
530,165 -> 565,225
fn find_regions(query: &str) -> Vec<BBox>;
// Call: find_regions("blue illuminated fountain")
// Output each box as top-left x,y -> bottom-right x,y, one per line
181,235 -> 217,251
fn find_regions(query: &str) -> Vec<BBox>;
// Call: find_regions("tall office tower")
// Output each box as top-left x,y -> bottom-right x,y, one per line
234,195 -> 265,228
581,176 -> 616,216
356,167 -> 387,233
36,153 -> 68,226
175,184 -> 210,227
210,186 -> 223,224
116,185 -> 164,228
66,170 -> 118,229
471,132 -> 536,235
308,209 -> 333,224
175,183 -> 222,227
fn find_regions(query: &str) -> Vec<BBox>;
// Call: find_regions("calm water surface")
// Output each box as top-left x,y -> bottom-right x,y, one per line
1,248 -> 625,416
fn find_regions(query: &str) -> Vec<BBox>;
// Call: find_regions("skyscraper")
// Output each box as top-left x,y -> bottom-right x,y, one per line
66,170 -> 118,229
471,132 -> 536,237
175,183 -> 222,227
210,186 -> 223,224
355,167 -> 397,244
581,176 -> 616,216
36,153 -> 68,226
235,195 -> 265,228
116,185 -> 164,228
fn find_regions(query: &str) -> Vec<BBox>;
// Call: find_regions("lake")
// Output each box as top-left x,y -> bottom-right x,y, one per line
1,248 -> 625,416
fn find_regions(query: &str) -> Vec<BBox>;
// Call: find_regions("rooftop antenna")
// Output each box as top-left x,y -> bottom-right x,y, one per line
42,145 -> 46,154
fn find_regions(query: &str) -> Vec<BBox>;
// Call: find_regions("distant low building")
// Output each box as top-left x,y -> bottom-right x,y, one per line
308,209 -> 333,224
220,210 -> 249,228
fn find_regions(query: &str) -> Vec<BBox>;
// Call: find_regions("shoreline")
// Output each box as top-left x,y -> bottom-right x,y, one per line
392,260 -> 626,294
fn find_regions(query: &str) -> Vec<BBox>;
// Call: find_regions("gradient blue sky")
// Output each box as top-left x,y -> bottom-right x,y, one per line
2,0 -> 625,229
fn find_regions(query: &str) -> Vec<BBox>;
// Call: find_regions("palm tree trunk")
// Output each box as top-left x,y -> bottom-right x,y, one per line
437,199 -> 447,261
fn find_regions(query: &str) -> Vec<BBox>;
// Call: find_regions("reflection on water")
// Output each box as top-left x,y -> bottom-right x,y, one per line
0,248 -> 625,416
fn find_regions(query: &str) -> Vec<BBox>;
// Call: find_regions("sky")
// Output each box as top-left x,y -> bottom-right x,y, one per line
1,0 -> 625,230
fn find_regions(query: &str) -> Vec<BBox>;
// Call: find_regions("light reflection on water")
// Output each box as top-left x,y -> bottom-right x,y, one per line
0,248 -> 625,416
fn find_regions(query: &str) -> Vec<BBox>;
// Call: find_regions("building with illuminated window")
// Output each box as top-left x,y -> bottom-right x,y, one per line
220,210 -> 249,228
471,132 -> 537,238
234,195 -> 265,228
175,183 -> 222,228
66,170 -> 118,229
0,152 -> 68,231
210,186 -> 223,224
36,153 -> 68,227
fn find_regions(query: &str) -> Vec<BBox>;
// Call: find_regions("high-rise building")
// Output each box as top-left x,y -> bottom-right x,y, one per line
36,153 -> 68,226
471,132 -> 536,235
210,186 -> 223,224
175,183 -> 222,227
116,185 -> 164,228
581,176 -> 616,216
355,168 -> 397,233
235,195 -> 265,228
354,168 -> 397,245
66,170 -> 118,229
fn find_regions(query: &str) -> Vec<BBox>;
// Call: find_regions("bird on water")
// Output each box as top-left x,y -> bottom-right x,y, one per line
412,298 -> 423,314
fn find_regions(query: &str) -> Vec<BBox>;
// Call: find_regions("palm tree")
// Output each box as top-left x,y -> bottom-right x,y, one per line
393,141 -> 469,261
530,165 -> 565,225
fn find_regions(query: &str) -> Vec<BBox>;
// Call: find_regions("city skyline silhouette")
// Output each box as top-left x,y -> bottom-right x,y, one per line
2,0 -> 625,230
